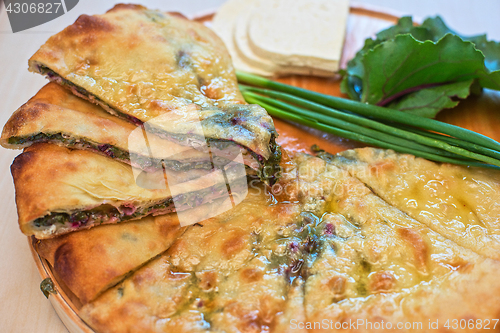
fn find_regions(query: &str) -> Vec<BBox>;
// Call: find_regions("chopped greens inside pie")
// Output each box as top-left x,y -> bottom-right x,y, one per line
28,5 -> 282,184
1,83 -> 262,176
12,143 -> 248,239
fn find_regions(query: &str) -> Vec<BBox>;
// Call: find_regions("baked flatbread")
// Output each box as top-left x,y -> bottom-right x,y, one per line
12,143 -> 247,238
36,213 -> 186,304
296,154 -> 500,331
323,148 -> 500,260
28,4 -> 281,184
79,173 -> 305,332
35,196 -> 238,304
1,83 -> 260,173
79,152 -> 500,332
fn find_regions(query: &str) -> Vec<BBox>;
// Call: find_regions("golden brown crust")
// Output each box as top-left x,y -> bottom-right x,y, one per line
1,83 -> 137,149
295,154 -> 500,331
306,258 -> 500,333
36,195 -> 253,305
36,213 -> 186,304
1,83 -> 260,169
80,152 -> 500,333
79,182 -> 306,332
28,5 -> 276,159
12,143 -> 245,238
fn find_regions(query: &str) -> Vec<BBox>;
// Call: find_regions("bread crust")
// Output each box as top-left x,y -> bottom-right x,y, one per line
329,147 -> 500,260
79,151 -> 500,332
28,4 -> 276,160
1,83 -> 260,171
36,214 -> 186,304
12,143 -> 246,238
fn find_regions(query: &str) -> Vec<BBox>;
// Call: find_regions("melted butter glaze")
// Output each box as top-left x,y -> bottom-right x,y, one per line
35,10 -> 243,115
331,148 -> 500,261
80,152 -> 500,332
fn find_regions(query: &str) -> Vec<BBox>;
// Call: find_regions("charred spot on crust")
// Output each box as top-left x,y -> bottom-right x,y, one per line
158,218 -> 181,238
241,268 -> 264,283
369,271 -> 396,293
61,161 -> 79,172
3,103 -> 46,138
235,296 -> 282,332
197,271 -> 218,291
11,149 -> 36,179
11,144 -> 51,187
328,276 -> 346,302
222,231 -> 248,259
64,15 -> 114,37
11,148 -> 45,222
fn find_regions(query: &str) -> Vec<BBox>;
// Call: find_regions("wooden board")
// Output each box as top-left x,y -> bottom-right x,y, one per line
27,4 -> 500,333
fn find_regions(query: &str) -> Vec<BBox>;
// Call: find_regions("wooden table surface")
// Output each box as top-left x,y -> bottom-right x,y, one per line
1,0 -> 499,332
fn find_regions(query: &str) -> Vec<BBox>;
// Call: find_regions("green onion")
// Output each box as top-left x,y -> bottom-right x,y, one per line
243,91 -> 465,158
237,71 -> 500,152
237,71 -> 500,169
243,93 -> 495,168
241,88 -> 500,167
396,124 -> 500,161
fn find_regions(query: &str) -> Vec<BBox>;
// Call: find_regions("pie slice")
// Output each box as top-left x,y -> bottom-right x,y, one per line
322,148 -> 500,260
78,153 -> 500,332
12,143 -> 247,238
36,213 -> 186,304
295,154 -> 500,330
35,196 -> 240,304
78,160 -> 310,332
1,83 -> 260,173
28,4 -> 281,184
316,258 -> 500,333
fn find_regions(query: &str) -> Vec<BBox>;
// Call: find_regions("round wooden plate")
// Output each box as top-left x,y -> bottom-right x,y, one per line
28,4 -> 500,333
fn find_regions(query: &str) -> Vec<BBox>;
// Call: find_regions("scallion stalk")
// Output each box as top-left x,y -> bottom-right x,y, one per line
237,71 -> 500,152
241,89 -> 500,167
237,71 -> 500,169
243,93 -> 496,168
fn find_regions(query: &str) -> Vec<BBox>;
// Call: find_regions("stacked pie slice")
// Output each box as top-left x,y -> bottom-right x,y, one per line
2,4 -> 282,239
3,4 -> 500,333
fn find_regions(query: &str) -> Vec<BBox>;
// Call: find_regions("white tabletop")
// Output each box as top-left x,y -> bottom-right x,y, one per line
1,0 -> 499,331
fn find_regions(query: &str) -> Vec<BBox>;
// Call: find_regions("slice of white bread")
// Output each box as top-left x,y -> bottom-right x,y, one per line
211,0 -> 274,76
247,0 -> 349,72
